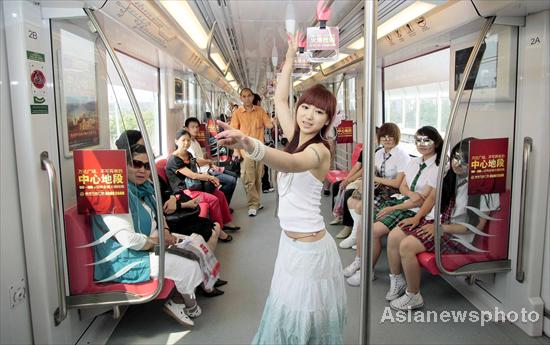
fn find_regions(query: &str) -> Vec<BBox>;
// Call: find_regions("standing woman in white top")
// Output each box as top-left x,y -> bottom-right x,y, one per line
216,33 -> 346,345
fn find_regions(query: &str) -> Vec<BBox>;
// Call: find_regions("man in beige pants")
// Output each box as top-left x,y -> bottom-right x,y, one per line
230,88 -> 273,216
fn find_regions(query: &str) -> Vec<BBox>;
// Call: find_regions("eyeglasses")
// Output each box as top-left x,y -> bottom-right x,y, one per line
451,153 -> 468,167
379,135 -> 394,141
132,159 -> 151,170
415,135 -> 434,147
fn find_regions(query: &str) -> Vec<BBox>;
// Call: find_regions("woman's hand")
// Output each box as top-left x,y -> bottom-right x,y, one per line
417,223 -> 435,240
340,178 -> 349,189
163,195 -> 178,215
376,206 -> 395,220
286,32 -> 300,58
408,192 -> 425,206
216,121 -> 255,153
181,196 -> 201,209
398,216 -> 420,230
209,175 -> 221,188
163,228 -> 178,246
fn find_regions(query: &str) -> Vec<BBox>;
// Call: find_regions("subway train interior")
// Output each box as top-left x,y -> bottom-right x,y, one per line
1,0 -> 550,344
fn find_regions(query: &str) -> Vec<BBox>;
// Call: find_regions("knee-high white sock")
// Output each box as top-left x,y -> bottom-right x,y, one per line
349,210 -> 360,238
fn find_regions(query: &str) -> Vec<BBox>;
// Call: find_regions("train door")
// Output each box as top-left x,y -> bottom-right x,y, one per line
429,12 -> 549,337
370,13 -> 550,339
2,2 -> 167,343
362,4 -> 549,342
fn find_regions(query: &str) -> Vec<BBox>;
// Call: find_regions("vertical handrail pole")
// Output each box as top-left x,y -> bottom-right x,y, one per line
516,137 -> 532,282
434,17 -> 495,275
85,8 -> 165,300
359,1 -> 377,344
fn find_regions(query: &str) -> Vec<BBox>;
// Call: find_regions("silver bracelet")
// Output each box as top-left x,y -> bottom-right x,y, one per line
248,138 -> 266,161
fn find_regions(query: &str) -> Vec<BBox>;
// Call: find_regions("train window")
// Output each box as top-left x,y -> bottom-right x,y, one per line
336,81 -> 345,113
189,79 -> 196,117
383,48 -> 450,155
107,53 -> 161,155
345,77 -> 356,122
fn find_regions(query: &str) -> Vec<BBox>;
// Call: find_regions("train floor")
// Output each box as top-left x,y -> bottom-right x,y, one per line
108,179 -> 550,345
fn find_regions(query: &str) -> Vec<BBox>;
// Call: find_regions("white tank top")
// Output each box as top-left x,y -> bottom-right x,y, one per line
277,171 -> 326,233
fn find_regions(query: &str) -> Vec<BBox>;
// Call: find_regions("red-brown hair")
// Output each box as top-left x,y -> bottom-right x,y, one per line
285,84 -> 336,154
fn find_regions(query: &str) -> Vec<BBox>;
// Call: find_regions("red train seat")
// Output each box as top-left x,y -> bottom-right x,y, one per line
155,157 -> 168,184
64,206 -> 174,298
417,191 -> 511,275
325,143 -> 363,185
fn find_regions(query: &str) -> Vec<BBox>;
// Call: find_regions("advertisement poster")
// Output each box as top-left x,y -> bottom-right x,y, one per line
468,138 -> 508,195
60,29 -> 99,155
336,120 -> 353,144
74,150 -> 129,215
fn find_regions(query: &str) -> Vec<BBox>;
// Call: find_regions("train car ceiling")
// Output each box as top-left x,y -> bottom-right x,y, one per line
93,1 -> 238,98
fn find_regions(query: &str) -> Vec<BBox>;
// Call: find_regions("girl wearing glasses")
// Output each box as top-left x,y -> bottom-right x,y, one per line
384,138 -> 499,310
342,122 -> 410,285
362,126 -> 444,282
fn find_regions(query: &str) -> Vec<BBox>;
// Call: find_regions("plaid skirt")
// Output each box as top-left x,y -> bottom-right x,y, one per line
376,197 -> 416,230
400,201 -> 469,254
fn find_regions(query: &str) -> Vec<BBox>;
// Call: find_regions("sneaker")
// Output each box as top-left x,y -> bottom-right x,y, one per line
185,303 -> 202,318
263,187 -> 275,193
347,270 -> 361,286
258,204 -> 264,210
339,234 -> 356,249
330,217 -> 343,225
351,244 -> 357,250
385,274 -> 407,301
390,291 -> 424,310
163,299 -> 194,327
336,226 -> 351,238
248,208 -> 257,217
343,257 -> 361,277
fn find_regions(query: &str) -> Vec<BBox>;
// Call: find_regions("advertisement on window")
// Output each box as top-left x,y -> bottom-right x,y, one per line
468,138 -> 508,195
336,120 -> 353,144
74,150 -> 129,215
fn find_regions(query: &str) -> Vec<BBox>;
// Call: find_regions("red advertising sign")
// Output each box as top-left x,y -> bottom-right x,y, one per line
74,150 -> 129,215
197,124 -> 207,147
468,138 -> 508,195
336,120 -> 353,144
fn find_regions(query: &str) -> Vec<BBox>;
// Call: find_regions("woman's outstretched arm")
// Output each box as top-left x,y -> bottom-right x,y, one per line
215,121 -> 328,173
274,33 -> 300,141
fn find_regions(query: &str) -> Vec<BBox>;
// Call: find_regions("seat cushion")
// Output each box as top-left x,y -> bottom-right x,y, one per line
64,206 -> 174,299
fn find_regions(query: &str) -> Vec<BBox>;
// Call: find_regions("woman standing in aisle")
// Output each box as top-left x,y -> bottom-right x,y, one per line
216,32 -> 346,344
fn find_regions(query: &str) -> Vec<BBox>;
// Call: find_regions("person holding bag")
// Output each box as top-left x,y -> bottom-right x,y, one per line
166,129 -> 240,232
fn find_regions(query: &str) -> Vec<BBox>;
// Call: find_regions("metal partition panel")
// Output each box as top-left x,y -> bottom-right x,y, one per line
50,11 -> 166,310
434,18 -> 515,275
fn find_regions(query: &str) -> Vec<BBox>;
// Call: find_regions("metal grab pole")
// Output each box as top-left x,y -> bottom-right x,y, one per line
85,8 -> 165,302
359,1 -> 376,344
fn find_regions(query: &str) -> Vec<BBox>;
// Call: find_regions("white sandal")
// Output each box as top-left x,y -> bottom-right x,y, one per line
163,299 -> 194,327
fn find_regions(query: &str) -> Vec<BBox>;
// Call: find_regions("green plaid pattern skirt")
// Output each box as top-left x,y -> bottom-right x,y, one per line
375,197 -> 417,230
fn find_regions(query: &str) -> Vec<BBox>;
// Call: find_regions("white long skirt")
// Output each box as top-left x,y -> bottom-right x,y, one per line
252,231 -> 347,345
149,252 -> 203,296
